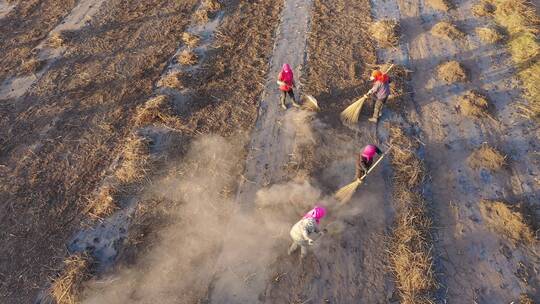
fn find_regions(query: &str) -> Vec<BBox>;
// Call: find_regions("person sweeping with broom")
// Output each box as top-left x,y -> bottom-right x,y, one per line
364,69 -> 391,123
356,144 -> 383,179
277,63 -> 300,110
288,206 -> 326,259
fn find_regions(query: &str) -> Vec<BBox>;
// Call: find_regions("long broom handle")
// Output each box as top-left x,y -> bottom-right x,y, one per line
383,63 -> 395,74
359,146 -> 393,180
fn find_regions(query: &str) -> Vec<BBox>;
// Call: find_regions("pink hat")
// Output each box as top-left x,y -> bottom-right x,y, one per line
361,144 -> 378,160
303,206 -> 326,224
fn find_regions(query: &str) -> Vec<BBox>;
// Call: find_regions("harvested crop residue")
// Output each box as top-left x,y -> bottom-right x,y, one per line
489,0 -> 540,119
479,200 -> 536,245
40,253 -> 91,304
437,60 -> 467,83
475,27 -> 503,43
431,21 -> 466,40
425,0 -> 453,11
181,32 -> 200,48
457,90 -> 492,118
177,49 -> 198,65
471,1 -> 495,16
467,144 -> 506,171
388,126 -> 436,304
370,19 -> 400,47
156,71 -> 184,90
0,0 -> 78,82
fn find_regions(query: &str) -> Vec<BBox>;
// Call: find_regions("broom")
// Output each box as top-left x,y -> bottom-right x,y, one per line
335,146 -> 393,203
340,64 -> 396,124
301,94 -> 321,112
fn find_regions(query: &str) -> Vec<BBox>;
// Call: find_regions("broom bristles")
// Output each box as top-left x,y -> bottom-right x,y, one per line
335,179 -> 362,203
341,96 -> 367,124
302,94 -> 320,112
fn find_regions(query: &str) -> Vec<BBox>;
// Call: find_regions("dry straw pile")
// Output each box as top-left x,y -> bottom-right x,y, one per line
471,1 -> 495,17
182,32 -> 200,48
48,31 -> 66,48
21,57 -> 44,74
431,21 -> 466,40
479,200 -> 535,245
157,71 -> 184,90
48,254 -> 90,304
369,19 -> 400,47
388,126 -> 436,304
457,90 -> 491,118
115,134 -> 150,183
488,0 -> 539,119
475,27 -> 504,43
425,0 -> 453,11
467,143 -> 506,171
86,185 -> 117,219
437,60 -> 467,83
195,0 -> 222,23
177,49 -> 198,65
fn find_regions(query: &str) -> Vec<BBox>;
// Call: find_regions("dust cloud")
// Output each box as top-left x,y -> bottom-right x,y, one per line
80,132 -> 363,304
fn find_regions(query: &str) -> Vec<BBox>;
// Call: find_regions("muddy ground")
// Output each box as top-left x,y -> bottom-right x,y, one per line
0,0 -> 539,303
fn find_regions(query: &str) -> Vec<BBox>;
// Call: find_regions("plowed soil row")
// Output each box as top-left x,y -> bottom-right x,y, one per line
0,0 -> 200,302
0,0 -> 78,83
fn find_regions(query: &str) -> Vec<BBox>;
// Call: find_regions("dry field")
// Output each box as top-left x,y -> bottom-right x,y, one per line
0,0 -> 538,303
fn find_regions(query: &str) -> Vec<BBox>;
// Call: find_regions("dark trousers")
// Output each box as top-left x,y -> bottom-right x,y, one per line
280,90 -> 296,105
372,96 -> 388,119
355,158 -> 373,178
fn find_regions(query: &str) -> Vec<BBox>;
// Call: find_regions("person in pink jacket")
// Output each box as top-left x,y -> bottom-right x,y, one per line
277,63 -> 300,110
356,144 -> 383,179
288,206 -> 326,258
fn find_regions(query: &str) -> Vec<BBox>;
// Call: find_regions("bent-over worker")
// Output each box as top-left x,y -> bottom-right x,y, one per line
356,144 -> 383,179
364,70 -> 391,123
277,63 -> 300,110
288,206 -> 326,258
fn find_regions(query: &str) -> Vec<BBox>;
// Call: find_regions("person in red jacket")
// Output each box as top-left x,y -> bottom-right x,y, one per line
356,144 -> 383,179
277,63 -> 300,110
364,70 -> 391,123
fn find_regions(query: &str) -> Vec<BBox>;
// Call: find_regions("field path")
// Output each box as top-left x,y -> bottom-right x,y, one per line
372,0 -> 540,302
208,0 -> 314,302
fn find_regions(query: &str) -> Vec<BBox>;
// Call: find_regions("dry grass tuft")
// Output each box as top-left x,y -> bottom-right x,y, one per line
490,0 -> 540,119
86,185 -> 117,219
157,71 -> 184,90
431,21 -> 466,40
134,95 -> 178,127
369,19 -> 400,47
21,57 -> 45,74
48,31 -> 66,48
467,143 -> 506,171
471,1 -> 495,16
480,200 -> 536,245
437,60 -> 467,83
457,90 -> 492,118
48,254 -> 90,304
195,0 -> 222,23
177,49 -> 198,65
388,126 -> 436,303
425,0 -> 453,11
519,294 -> 535,304
115,134 -> 150,183
182,32 -> 201,48
475,27 -> 504,43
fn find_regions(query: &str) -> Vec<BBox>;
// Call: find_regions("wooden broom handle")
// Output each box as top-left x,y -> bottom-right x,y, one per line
359,146 -> 393,180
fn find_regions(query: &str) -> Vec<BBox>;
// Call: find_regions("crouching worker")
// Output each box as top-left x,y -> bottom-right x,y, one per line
364,69 -> 391,123
277,63 -> 300,110
356,144 -> 383,179
288,206 -> 326,258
